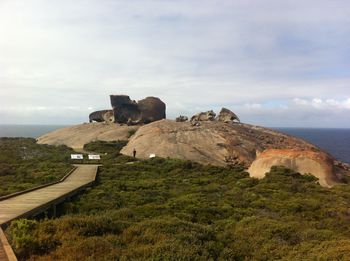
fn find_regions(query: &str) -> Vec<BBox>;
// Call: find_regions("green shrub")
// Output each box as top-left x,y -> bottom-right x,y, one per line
6,158 -> 350,260
7,219 -> 39,258
0,138 -> 73,196
127,129 -> 137,138
83,140 -> 128,154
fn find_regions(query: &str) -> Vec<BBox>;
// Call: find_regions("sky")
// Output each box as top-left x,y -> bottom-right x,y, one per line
0,0 -> 349,127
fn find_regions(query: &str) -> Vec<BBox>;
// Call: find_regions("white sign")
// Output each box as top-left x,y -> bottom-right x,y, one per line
88,154 -> 101,160
149,154 -> 156,158
71,154 -> 83,160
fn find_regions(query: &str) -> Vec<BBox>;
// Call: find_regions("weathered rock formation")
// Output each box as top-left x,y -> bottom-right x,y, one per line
176,115 -> 188,122
110,95 -> 140,124
121,119 -> 349,187
190,110 -> 216,122
41,105 -> 349,187
248,149 -> 338,187
110,95 -> 166,125
138,97 -> 166,123
189,108 -> 240,124
89,110 -> 114,123
217,108 -> 240,123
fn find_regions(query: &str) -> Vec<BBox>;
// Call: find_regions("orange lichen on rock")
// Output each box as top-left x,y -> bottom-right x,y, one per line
248,149 -> 338,187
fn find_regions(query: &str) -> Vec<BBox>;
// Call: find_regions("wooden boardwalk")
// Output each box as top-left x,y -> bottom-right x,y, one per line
0,164 -> 99,260
0,243 -> 7,261
0,228 -> 16,261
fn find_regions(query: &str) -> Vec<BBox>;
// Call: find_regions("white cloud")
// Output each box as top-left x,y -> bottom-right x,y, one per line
244,103 -> 262,109
0,0 -> 349,126
293,97 -> 350,110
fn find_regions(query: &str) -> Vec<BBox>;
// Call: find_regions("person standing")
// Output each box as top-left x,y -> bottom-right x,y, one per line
133,148 -> 136,158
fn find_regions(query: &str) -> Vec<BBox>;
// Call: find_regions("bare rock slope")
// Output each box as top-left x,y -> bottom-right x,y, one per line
37,123 -> 138,150
122,119 -> 348,187
37,120 -> 348,187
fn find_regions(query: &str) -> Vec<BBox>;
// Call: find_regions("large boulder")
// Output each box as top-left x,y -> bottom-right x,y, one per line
138,97 -> 166,123
110,95 -> 141,124
109,95 -> 166,125
89,110 -> 114,123
176,115 -> 188,122
217,107 -> 240,123
190,110 -> 216,122
248,149 -> 339,187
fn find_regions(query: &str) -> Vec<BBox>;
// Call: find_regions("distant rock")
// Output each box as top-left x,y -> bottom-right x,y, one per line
110,95 -> 166,125
89,110 -> 114,124
190,110 -> 216,122
216,107 -> 240,123
138,97 -> 166,123
110,95 -> 141,124
176,115 -> 188,122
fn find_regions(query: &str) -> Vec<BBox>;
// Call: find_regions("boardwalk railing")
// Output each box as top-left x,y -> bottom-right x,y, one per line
0,164 -> 99,261
0,167 -> 77,201
0,227 -> 16,261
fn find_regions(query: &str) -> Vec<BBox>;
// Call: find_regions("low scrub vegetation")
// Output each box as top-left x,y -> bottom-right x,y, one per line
0,138 -> 73,196
83,140 -> 128,154
7,158 -> 350,260
79,140 -> 134,165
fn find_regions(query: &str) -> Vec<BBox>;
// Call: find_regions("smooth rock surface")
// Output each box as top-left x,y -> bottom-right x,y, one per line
121,120 -> 347,186
37,123 -> 138,149
248,149 -> 338,187
37,120 -> 348,187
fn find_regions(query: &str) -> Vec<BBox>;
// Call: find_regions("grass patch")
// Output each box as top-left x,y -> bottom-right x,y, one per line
78,140 -> 136,165
83,140 -> 128,154
127,129 -> 137,138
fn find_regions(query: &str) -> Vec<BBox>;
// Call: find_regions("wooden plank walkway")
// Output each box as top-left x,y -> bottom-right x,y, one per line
0,242 -> 7,261
0,228 -> 16,261
0,164 -> 99,260
0,164 -> 98,225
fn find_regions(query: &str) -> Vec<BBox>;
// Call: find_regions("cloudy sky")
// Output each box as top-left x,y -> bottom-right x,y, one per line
0,0 -> 349,127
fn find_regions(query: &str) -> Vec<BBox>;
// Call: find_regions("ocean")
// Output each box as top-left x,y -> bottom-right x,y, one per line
274,128 -> 350,164
0,125 -> 349,164
0,125 -> 69,139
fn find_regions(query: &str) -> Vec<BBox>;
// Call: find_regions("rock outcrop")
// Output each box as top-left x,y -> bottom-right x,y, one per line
138,97 -> 166,123
189,108 -> 240,124
110,95 -> 166,125
190,110 -> 216,122
217,108 -> 240,123
176,115 -> 188,122
122,120 -> 316,167
110,95 -> 140,124
89,110 -> 114,123
38,117 -> 349,187
248,149 -> 338,187
37,123 -> 138,150
121,120 -> 348,187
